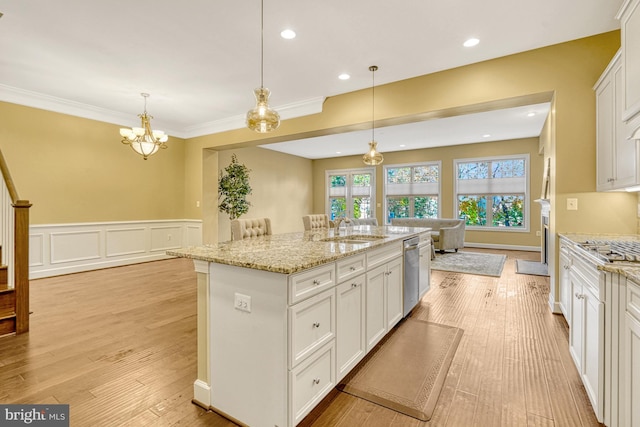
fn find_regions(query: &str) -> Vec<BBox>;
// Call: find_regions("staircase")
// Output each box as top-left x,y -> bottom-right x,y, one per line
0,148 -> 31,337
0,258 -> 16,336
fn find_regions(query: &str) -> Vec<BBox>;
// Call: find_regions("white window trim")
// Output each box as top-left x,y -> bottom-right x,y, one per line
325,167 -> 376,219
383,161 -> 442,224
453,154 -> 530,232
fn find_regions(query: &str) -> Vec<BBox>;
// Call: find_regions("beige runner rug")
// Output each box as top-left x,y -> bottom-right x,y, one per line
338,318 -> 463,421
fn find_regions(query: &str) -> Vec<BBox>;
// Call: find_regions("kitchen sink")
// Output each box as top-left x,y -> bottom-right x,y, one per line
320,234 -> 387,244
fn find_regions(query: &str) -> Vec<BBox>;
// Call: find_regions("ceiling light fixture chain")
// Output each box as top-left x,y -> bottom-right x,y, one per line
363,65 -> 384,165
246,0 -> 280,133
119,93 -> 168,160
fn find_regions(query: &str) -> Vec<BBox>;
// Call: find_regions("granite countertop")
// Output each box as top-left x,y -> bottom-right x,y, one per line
167,225 -> 430,274
559,232 -> 640,283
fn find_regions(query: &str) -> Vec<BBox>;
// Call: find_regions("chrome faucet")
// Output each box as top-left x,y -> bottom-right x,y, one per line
334,216 -> 352,230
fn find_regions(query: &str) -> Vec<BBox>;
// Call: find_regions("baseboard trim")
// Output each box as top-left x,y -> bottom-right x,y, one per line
193,379 -> 211,408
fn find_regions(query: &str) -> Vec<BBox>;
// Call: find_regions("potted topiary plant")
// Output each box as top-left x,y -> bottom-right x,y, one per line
218,154 -> 252,220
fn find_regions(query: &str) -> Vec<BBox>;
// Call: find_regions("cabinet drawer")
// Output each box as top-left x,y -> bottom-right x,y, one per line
336,253 -> 366,283
571,249 -> 603,300
289,341 -> 335,426
367,242 -> 402,269
289,263 -> 335,305
289,288 -> 335,368
627,280 -> 640,322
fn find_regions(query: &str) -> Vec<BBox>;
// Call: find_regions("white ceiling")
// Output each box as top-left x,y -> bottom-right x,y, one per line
0,0 -> 622,157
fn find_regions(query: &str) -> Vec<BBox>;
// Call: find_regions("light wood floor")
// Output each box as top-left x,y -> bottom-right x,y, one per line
0,249 -> 602,426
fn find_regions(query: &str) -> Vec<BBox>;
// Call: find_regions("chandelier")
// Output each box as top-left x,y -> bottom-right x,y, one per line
363,65 -> 384,165
119,93 -> 168,160
246,0 -> 280,133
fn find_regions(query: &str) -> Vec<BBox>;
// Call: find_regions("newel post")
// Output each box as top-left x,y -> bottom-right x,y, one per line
14,199 -> 31,334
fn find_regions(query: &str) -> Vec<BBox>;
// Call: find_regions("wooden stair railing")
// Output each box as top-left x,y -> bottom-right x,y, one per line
0,148 -> 31,336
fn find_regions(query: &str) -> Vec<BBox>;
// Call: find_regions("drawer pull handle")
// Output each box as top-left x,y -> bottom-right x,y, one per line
313,322 -> 320,328
351,283 -> 358,288
313,378 -> 320,385
350,266 -> 357,271
575,292 -> 584,299
312,279 -> 320,286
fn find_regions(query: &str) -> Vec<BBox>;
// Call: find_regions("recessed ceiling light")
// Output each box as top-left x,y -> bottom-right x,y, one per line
399,144 -> 406,147
338,73 -> 350,80
336,151 -> 342,154
463,38 -> 480,47
527,112 -> 536,117
280,29 -> 296,39
482,134 -> 491,138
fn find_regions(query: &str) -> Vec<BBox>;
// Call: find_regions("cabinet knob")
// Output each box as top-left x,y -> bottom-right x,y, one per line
313,378 -> 320,385
350,266 -> 356,271
575,292 -> 584,299
313,322 -> 320,328
312,279 -> 320,286
351,283 -> 358,288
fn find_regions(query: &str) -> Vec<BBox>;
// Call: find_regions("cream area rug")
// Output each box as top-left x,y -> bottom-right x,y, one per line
431,251 -> 506,277
338,318 -> 463,421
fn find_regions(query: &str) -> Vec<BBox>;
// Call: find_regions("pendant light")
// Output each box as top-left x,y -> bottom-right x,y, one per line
246,0 -> 280,133
363,65 -> 384,165
119,93 -> 168,160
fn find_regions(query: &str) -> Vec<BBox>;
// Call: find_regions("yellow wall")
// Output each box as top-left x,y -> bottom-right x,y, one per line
312,137 -> 544,248
0,102 -> 187,224
216,147 -> 313,242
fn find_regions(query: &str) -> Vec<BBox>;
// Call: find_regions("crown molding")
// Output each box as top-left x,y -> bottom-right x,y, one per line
180,96 -> 326,138
0,84 -> 325,139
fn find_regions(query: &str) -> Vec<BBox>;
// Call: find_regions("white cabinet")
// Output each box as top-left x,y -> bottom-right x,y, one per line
418,240 -> 431,298
365,242 -> 403,352
618,0 -> 640,121
622,279 -> 640,427
595,51 -> 640,191
335,273 -> 366,382
385,256 -> 403,330
559,241 -> 572,321
365,263 -> 388,352
568,251 -> 605,422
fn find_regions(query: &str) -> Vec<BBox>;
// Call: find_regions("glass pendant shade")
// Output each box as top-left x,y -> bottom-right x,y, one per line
363,141 -> 384,165
246,87 -> 280,133
120,95 -> 168,160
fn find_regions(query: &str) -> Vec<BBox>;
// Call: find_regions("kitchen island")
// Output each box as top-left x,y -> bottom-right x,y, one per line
167,225 -> 431,427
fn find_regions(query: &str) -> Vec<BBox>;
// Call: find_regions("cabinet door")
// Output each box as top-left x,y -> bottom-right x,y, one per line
623,312 -> 640,427
365,264 -> 386,352
620,0 -> 640,120
336,275 -> 366,382
419,243 -> 431,298
582,288 -> 604,422
596,71 -> 616,191
386,257 -> 403,330
613,59 -> 639,188
559,247 -> 572,321
569,274 -> 584,373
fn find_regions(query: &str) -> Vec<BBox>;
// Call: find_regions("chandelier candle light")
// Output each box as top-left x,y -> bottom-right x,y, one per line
120,93 -> 168,160
246,0 -> 280,133
363,65 -> 384,165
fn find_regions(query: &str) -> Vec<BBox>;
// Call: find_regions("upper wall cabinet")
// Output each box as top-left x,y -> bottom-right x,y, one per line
595,51 -> 640,191
618,0 -> 640,122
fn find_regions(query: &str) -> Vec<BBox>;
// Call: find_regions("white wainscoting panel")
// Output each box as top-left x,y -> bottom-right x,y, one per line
29,219 -> 202,279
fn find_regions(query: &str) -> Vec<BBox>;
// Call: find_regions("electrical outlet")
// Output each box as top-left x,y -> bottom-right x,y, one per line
196,200 -> 200,208
567,198 -> 578,211
234,293 -> 251,313
167,234 -> 172,241
536,231 -> 541,237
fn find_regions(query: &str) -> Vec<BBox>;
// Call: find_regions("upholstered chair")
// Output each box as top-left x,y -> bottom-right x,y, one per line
231,217 -> 273,240
348,217 -> 378,226
302,214 -> 331,231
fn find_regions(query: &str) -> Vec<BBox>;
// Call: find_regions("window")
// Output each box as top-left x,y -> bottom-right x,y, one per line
326,168 -> 376,220
384,162 -> 440,224
455,155 -> 529,230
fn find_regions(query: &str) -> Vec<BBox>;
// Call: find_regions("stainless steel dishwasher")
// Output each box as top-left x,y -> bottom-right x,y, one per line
403,236 -> 420,317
